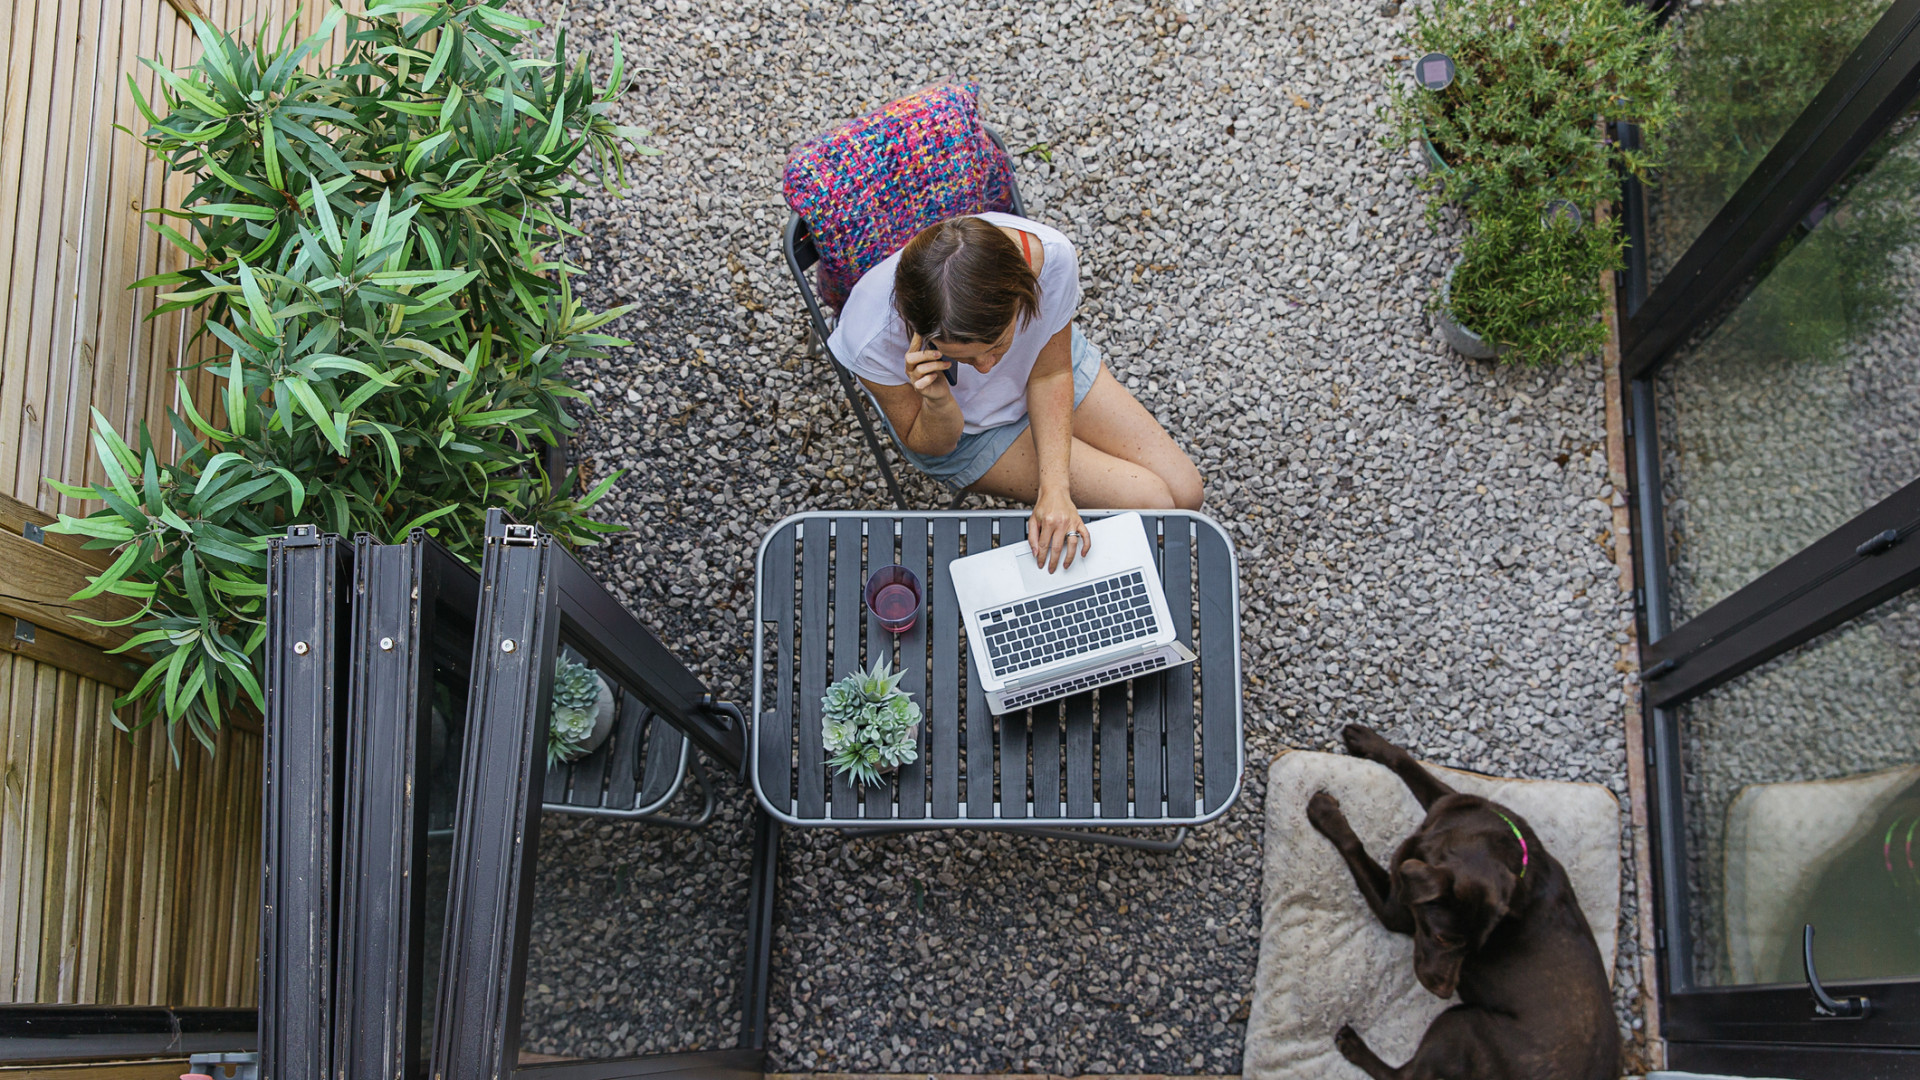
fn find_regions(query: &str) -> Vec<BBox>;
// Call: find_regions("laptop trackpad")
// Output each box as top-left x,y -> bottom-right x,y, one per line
1013,542 -> 1100,595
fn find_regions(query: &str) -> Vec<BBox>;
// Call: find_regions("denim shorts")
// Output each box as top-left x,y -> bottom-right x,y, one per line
882,326 -> 1103,491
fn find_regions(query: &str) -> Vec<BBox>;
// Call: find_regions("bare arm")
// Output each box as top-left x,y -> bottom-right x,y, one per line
859,334 -> 963,456
1025,323 -> 1087,571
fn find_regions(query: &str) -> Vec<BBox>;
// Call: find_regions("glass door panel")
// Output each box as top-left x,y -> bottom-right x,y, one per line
1680,586 -> 1920,988
1649,0 -> 1895,285
1658,99 -> 1920,623
516,779 -> 756,1060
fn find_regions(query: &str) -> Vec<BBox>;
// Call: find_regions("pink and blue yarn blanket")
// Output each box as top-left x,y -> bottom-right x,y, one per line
784,82 -> 1017,311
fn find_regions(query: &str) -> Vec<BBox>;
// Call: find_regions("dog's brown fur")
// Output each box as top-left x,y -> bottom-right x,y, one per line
1306,724 -> 1619,1080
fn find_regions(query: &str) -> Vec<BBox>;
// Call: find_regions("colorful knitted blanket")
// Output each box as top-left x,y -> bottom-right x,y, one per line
783,82 -> 1016,311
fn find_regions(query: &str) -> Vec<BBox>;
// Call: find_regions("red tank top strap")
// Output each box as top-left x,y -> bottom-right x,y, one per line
1020,230 -> 1033,264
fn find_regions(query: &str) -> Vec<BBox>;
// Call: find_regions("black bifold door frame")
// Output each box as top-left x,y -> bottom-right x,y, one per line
1617,0 -> 1920,1074
285,515 -> 774,1080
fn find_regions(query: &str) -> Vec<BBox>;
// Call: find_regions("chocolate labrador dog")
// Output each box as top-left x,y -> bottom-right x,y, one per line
1305,724 -> 1617,1080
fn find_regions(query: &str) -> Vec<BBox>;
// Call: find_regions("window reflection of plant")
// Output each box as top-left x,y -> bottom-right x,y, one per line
1658,0 -> 1910,319
1666,0 -> 1890,206
1718,109 -> 1920,363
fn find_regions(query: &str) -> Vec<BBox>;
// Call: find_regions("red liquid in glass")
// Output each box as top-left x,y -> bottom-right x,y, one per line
873,583 -> 917,622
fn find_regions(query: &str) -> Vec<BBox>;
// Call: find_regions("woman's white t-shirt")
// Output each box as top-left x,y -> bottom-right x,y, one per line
829,212 -> 1081,435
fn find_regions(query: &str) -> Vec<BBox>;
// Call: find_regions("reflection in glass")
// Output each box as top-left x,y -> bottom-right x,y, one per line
515,655 -> 752,1062
1659,103 -> 1920,621
1648,0 -> 1891,285
418,657 -> 470,1066
1681,588 -> 1920,987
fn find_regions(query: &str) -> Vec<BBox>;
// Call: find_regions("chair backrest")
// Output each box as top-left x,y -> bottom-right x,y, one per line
783,82 -> 1024,312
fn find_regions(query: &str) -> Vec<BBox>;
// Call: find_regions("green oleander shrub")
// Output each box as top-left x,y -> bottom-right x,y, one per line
46,1 -> 653,754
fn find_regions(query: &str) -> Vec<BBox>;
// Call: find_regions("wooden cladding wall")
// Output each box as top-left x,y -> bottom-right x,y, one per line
0,658 -> 262,1005
0,0 -> 311,1006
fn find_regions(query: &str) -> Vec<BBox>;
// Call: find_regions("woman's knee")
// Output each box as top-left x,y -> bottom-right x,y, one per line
1162,456 -> 1204,510
1106,470 -> 1176,510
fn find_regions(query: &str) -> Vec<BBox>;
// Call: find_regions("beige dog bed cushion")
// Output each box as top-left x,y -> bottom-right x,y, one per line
1244,750 -> 1622,1080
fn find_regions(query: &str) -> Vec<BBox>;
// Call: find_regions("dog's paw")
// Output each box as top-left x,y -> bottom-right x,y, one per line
1306,791 -> 1349,838
1342,723 -> 1398,763
1334,1023 -> 1369,1064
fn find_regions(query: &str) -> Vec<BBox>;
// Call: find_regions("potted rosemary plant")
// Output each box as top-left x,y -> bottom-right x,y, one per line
1393,0 -> 1678,364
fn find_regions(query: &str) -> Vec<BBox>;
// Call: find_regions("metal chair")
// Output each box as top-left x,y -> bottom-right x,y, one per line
781,125 -> 1025,511
540,684 -> 715,829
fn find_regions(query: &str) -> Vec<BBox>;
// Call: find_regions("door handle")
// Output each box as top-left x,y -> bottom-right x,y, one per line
1804,924 -> 1870,1019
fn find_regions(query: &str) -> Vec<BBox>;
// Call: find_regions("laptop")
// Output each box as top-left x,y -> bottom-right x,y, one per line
950,511 -> 1196,714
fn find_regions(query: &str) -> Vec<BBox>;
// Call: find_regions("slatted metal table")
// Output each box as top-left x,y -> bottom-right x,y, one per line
751,510 -> 1243,849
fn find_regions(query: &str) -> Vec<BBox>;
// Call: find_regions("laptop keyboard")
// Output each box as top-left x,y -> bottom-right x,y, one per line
981,570 -> 1159,678
1001,653 -> 1172,711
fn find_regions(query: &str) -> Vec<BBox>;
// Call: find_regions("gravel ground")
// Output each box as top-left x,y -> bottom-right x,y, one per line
509,0 -> 1648,1071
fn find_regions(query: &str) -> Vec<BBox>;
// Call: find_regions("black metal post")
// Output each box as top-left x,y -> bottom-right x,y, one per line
260,525 -> 349,1080
429,514 -> 561,1080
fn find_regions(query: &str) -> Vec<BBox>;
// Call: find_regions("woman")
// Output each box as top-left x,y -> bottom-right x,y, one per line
829,212 -> 1203,573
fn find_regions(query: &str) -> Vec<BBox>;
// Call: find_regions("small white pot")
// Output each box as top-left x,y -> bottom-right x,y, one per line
1435,257 -> 1507,361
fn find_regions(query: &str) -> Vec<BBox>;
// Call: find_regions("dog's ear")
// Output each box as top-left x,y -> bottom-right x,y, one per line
1397,858 -> 1448,904
1455,859 -> 1517,946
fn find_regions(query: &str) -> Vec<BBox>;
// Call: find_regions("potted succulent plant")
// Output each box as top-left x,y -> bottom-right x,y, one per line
1392,0 -> 1677,364
822,659 -> 922,788
549,653 -> 615,767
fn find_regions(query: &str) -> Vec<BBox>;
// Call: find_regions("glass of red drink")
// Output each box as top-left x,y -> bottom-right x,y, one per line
863,564 -> 922,634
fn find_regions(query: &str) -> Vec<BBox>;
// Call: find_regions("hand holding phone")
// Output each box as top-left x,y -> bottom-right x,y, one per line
906,333 -> 956,396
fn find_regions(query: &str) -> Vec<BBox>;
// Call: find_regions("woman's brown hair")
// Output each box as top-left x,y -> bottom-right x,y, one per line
892,217 -> 1040,344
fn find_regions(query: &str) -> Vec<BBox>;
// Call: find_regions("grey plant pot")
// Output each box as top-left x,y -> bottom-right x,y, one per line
1435,258 -> 1507,361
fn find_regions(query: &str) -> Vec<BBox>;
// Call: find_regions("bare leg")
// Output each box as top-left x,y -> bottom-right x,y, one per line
968,364 -> 1203,509
968,432 -> 1179,509
1342,724 -> 1455,811
1308,792 -> 1413,934
1067,366 -> 1204,509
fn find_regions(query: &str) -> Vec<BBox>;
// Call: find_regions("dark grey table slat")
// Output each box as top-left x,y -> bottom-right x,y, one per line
863,520 -> 893,819
997,514 -> 1031,820
1165,517 -> 1198,819
1133,519 -> 1169,819
760,523 -> 797,811
896,517 -> 930,818
931,519 -> 962,818
798,522 -> 829,819
963,516 -> 996,819
832,515 -> 864,819
752,510 -> 1242,833
1198,523 -> 1239,811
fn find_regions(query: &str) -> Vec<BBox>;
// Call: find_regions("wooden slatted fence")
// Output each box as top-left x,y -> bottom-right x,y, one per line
0,0 -> 327,1007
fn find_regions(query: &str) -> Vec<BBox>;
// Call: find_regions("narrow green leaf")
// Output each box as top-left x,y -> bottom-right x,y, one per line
269,467 -> 306,516
395,502 -> 460,536
70,543 -> 143,601
225,351 -> 248,437
421,25 -> 455,92
261,113 -> 285,190
284,376 -> 346,455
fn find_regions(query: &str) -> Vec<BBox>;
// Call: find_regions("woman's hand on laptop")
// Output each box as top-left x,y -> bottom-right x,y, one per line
1030,488 -> 1090,573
